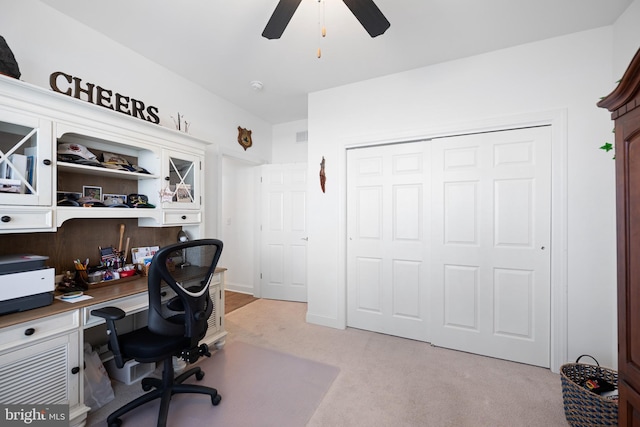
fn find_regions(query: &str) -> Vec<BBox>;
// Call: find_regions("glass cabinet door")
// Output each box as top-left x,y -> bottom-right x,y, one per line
0,110 -> 52,206
161,149 -> 200,210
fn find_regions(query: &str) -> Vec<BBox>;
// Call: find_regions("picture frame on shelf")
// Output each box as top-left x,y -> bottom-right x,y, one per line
174,183 -> 192,203
83,185 -> 102,200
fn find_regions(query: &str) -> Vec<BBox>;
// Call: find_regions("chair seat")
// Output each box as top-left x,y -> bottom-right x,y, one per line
118,326 -> 187,363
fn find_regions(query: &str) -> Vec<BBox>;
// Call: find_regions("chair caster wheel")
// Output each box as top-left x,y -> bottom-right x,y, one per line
212,394 -> 222,406
142,383 -> 152,391
196,371 -> 205,380
109,418 -> 122,427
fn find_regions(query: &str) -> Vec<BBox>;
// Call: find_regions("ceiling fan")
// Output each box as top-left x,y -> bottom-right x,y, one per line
262,0 -> 390,40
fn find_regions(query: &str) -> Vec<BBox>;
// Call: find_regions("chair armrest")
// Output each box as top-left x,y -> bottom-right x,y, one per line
91,306 -> 126,321
90,306 -> 126,368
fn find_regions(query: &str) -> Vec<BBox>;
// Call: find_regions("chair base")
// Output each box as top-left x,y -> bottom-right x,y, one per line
106,356 -> 221,427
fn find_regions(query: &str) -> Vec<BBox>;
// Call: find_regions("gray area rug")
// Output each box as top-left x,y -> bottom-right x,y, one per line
88,341 -> 339,427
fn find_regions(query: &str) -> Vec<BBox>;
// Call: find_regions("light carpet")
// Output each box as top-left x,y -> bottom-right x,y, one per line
87,341 -> 339,427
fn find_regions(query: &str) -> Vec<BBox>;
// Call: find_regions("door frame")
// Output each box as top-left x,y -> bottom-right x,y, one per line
215,148 -> 264,296
338,109 -> 568,373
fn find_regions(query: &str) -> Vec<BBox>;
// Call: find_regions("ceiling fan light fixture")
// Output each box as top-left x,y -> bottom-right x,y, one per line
262,0 -> 389,40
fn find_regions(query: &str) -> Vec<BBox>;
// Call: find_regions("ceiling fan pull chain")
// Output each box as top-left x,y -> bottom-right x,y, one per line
317,0 -> 325,58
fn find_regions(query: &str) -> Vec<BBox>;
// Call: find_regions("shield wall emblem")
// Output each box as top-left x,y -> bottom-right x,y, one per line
237,126 -> 253,151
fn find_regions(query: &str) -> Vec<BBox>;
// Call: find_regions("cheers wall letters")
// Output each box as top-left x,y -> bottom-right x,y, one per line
50,71 -> 160,124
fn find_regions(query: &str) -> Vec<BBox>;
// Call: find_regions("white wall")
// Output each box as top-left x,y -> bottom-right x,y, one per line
0,0 -> 273,238
305,25 -> 632,368
613,0 -> 640,78
272,119 -> 309,163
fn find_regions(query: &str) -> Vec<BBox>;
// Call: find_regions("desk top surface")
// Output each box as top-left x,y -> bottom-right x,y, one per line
0,267 -> 226,329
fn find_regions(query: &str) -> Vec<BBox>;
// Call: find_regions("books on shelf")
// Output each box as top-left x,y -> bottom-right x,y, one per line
0,152 -> 32,194
24,146 -> 36,194
0,177 -> 20,193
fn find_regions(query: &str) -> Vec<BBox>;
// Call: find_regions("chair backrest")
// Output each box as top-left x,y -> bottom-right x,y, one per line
146,239 -> 223,346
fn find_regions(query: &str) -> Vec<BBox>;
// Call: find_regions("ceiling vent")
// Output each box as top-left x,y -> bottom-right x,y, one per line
295,130 -> 308,143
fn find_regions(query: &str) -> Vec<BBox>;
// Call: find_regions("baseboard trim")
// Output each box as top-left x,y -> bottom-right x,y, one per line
306,312 -> 344,330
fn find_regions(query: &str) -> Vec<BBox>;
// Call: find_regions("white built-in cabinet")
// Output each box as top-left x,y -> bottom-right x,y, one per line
0,310 -> 85,427
0,75 -> 210,234
0,74 -> 219,426
0,107 -> 55,231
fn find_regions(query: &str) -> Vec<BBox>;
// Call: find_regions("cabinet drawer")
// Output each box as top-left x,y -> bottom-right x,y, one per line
0,310 -> 79,353
163,211 -> 201,224
0,209 -> 53,231
83,293 -> 149,327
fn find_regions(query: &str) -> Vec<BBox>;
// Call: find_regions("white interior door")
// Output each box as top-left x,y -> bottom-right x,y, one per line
346,141 -> 430,341
345,126 -> 552,367
429,126 -> 551,367
260,163 -> 308,302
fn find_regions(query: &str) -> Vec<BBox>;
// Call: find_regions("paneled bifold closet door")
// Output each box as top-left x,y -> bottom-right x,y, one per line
347,141 -> 431,342
346,126 -> 552,367
430,126 -> 552,367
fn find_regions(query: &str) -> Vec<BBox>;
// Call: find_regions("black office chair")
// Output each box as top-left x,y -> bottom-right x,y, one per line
92,238 -> 224,427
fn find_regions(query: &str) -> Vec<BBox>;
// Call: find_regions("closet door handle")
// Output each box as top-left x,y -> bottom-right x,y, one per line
71,366 -> 80,375
24,328 -> 35,336
1,216 -> 10,223
43,159 -> 52,166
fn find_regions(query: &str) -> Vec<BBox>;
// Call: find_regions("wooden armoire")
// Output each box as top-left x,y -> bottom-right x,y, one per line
598,47 -> 640,426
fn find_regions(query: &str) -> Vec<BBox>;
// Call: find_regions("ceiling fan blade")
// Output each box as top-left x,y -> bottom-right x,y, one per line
262,0 -> 303,39
342,0 -> 390,38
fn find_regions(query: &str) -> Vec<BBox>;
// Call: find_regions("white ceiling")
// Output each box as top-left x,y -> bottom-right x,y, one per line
41,0 -> 632,125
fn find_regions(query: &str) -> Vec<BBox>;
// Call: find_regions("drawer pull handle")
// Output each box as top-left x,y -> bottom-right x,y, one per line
71,366 -> 80,375
1,216 -> 10,223
181,215 -> 187,220
165,176 -> 170,181
43,159 -> 52,166
24,328 -> 35,336
161,291 -> 167,297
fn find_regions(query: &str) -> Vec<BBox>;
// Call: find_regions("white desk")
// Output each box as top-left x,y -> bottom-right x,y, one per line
0,268 -> 226,427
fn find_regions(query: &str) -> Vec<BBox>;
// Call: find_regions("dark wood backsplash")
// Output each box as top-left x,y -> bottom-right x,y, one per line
0,219 -> 182,274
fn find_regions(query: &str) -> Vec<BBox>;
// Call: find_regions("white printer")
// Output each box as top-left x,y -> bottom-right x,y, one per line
0,254 -> 55,315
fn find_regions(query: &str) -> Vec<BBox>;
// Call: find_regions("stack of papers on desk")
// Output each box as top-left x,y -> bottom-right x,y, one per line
131,246 -> 159,265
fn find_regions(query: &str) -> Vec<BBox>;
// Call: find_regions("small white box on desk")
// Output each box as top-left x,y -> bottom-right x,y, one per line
104,358 -> 155,385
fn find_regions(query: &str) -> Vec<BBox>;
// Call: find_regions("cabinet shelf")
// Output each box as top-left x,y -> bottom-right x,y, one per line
57,162 -> 159,180
0,77 -> 208,232
56,206 -> 161,227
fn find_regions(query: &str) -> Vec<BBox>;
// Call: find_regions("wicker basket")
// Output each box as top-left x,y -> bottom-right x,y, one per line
561,355 -> 618,426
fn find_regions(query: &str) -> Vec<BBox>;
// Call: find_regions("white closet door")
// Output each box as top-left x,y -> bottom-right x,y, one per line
346,141 -> 430,341
260,163 -> 308,302
430,126 -> 551,367
345,126 -> 552,367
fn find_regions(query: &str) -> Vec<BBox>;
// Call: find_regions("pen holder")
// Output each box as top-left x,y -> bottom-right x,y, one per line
74,269 -> 90,290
